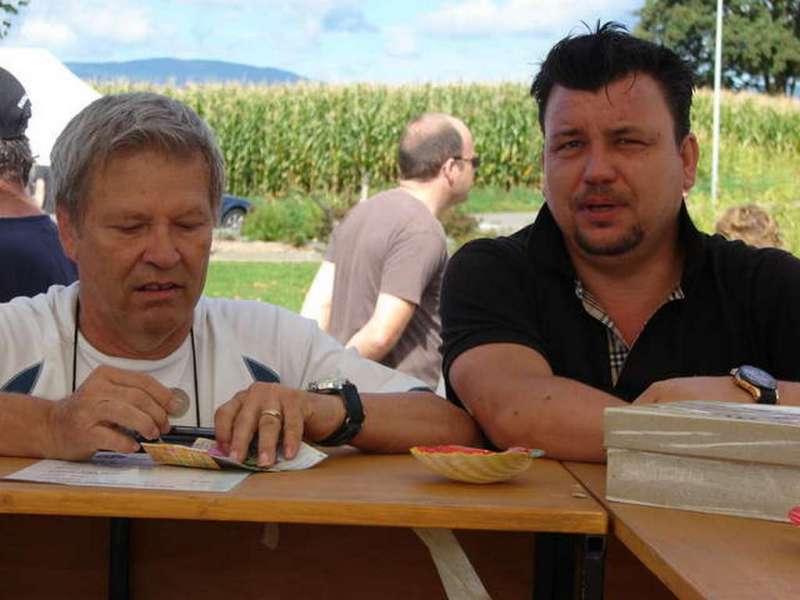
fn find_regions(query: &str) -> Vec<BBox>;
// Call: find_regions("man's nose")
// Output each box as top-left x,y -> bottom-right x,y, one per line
582,146 -> 617,184
142,226 -> 180,268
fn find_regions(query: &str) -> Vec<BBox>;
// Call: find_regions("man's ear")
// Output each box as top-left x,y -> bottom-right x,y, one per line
56,207 -> 79,262
540,144 -> 548,200
441,157 -> 458,186
679,133 -> 700,194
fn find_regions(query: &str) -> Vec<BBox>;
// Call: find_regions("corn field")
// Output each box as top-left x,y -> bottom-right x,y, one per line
97,81 -> 797,198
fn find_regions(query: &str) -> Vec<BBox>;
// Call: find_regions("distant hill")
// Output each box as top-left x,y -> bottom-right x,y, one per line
65,58 -> 304,85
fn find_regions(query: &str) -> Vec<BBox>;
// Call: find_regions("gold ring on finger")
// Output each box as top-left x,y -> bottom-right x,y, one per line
260,408 -> 283,421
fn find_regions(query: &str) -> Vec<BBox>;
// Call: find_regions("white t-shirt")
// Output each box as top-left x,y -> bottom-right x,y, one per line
0,284 -> 427,427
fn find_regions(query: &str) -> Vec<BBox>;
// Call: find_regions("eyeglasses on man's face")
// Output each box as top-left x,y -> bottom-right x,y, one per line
453,155 -> 481,169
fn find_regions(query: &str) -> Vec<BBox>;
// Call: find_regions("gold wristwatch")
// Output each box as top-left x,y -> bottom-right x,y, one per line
731,365 -> 779,405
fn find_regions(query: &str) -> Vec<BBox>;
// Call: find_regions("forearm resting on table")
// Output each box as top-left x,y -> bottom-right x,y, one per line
778,381 -> 800,405
0,393 -> 58,458
349,392 -> 482,453
450,344 -> 626,462
469,376 -> 623,462
634,376 -> 800,406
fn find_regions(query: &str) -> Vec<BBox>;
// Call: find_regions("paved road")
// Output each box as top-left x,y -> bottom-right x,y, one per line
475,211 -> 537,236
211,211 -> 538,262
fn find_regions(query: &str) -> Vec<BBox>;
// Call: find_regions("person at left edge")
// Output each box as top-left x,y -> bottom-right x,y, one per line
0,92 -> 481,465
0,66 -> 77,302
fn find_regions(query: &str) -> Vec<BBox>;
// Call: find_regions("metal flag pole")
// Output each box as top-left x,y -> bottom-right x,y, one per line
711,0 -> 724,207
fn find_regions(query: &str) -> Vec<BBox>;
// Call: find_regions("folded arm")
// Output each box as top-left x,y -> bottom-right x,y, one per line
635,376 -> 800,406
448,343 -> 800,464
448,343 -> 627,462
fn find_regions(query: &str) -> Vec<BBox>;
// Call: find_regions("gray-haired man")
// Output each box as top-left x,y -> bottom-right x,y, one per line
0,93 -> 480,463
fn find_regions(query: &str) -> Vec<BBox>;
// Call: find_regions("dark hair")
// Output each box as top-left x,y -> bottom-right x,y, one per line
398,113 -> 464,181
530,21 -> 694,145
0,136 -> 33,186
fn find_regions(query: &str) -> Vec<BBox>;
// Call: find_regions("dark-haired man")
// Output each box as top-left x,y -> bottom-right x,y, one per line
0,66 -> 77,302
306,113 -> 478,389
441,22 -> 800,462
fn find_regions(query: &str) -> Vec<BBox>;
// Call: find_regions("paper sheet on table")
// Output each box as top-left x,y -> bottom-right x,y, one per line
3,452 -> 249,492
141,439 -> 327,472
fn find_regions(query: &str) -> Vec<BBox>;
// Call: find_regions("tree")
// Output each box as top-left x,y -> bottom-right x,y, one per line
1,1 -> 29,39
636,0 -> 800,95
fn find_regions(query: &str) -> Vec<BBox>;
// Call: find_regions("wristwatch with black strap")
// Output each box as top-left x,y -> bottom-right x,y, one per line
307,378 -> 365,446
730,365 -> 779,405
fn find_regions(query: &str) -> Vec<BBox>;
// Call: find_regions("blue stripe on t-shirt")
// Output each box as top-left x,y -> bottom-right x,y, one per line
242,356 -> 280,383
1,362 -> 43,394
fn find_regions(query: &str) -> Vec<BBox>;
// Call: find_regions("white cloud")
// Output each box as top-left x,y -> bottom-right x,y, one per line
384,26 -> 418,58
18,19 -> 76,47
285,0 -> 375,43
422,0 -> 637,37
80,7 -> 152,44
8,0 -> 154,53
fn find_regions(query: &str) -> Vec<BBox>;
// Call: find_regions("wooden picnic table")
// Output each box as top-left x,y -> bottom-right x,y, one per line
0,450 -> 607,599
565,462 -> 800,600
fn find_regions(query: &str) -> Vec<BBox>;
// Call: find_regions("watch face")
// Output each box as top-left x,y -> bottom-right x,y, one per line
308,377 -> 350,392
739,365 -> 777,390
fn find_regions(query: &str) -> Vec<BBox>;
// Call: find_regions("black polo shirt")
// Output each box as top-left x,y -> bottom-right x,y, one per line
441,204 -> 800,405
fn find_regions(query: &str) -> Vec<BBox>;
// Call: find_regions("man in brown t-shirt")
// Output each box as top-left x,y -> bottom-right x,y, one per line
303,113 -> 478,389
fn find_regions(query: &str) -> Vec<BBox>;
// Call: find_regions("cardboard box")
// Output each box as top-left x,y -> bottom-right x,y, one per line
604,401 -> 800,522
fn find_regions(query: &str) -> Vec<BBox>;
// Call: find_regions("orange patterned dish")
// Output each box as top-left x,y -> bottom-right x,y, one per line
789,507 -> 800,526
410,445 -> 545,484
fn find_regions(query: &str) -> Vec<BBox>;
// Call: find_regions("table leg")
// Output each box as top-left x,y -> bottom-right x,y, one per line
533,533 -> 575,599
533,534 -> 606,599
579,535 -> 606,600
109,517 -> 131,600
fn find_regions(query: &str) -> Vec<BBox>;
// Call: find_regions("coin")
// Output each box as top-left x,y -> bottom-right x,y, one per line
170,388 -> 191,418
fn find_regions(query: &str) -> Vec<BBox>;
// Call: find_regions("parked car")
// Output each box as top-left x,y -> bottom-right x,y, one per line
219,194 -> 253,232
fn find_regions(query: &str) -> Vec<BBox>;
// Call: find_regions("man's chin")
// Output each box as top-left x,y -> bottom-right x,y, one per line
135,307 -> 191,336
576,228 -> 644,257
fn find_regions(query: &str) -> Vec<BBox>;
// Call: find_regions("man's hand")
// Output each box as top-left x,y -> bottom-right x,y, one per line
46,365 -> 181,460
214,383 -> 346,467
634,376 -> 753,405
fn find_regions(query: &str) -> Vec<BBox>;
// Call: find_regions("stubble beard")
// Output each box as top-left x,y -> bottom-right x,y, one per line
575,224 -> 644,257
571,184 -> 644,256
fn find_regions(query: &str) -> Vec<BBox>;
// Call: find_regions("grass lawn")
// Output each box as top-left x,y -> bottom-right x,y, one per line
204,261 -> 320,312
462,185 -> 543,213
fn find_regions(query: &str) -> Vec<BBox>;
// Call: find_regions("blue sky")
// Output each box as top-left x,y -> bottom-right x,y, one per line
5,0 -> 644,83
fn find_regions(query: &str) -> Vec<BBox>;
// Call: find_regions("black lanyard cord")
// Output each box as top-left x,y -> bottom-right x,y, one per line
71,297 -> 201,426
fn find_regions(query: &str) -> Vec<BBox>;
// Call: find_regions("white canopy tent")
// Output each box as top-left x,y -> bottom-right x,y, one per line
0,47 -> 100,166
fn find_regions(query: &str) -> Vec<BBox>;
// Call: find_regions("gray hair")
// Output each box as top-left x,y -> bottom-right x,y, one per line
0,136 -> 33,186
51,92 -> 225,226
398,113 -> 464,181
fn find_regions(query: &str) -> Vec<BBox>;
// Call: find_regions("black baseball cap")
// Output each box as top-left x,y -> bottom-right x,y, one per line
0,66 -> 32,139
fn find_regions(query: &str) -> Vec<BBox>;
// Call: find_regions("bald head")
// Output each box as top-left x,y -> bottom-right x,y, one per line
398,113 -> 469,181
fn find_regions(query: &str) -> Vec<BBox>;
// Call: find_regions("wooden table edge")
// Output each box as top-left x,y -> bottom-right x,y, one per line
0,485 -> 606,534
562,461 -> 704,600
